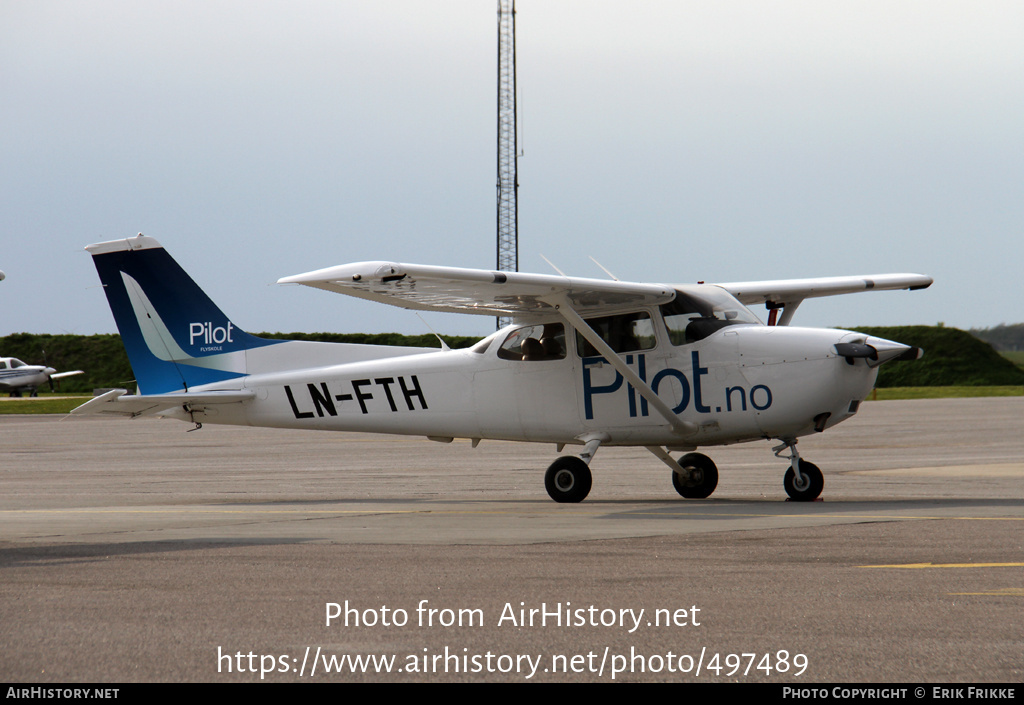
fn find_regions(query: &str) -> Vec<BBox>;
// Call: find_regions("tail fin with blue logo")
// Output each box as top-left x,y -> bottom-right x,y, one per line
87,234 -> 282,394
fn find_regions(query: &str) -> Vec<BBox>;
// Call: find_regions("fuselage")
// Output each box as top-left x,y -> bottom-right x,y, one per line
176,314 -> 885,450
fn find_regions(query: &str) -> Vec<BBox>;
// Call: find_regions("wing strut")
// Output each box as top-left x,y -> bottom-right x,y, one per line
546,295 -> 697,437
767,300 -> 802,326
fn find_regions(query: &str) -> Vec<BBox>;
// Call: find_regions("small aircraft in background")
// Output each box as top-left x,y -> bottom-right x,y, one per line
1,357 -> 83,397
74,234 -> 930,502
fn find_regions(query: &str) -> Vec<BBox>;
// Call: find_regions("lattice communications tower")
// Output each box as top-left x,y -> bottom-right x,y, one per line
496,0 -> 518,328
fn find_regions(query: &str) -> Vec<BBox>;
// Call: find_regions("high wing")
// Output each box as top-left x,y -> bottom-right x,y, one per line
718,273 -> 933,304
277,262 -> 675,318
716,273 -> 933,326
279,262 -> 932,326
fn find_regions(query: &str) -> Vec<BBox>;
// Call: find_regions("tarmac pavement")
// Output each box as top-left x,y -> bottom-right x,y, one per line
1,398 -> 1021,682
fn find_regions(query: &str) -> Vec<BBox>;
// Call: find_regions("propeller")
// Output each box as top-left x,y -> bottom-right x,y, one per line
43,350 -> 56,392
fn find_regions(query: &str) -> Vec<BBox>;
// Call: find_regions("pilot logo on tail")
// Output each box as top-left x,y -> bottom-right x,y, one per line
190,321 -> 235,347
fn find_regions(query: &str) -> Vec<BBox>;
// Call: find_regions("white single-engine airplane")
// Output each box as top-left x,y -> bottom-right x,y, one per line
1,357 -> 83,397
74,234 -> 931,502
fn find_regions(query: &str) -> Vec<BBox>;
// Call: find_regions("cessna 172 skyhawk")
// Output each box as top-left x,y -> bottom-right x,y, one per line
74,234 -> 930,503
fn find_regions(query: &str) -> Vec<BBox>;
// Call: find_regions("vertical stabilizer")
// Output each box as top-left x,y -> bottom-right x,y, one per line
87,235 -> 281,393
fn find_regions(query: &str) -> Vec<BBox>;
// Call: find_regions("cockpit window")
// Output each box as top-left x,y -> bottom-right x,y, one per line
497,323 -> 566,361
661,288 -> 761,345
9,358 -> 25,368
575,311 -> 656,357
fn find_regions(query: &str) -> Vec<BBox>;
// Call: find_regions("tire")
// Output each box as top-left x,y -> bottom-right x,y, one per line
784,460 -> 824,501
544,456 -> 593,503
672,452 -> 719,499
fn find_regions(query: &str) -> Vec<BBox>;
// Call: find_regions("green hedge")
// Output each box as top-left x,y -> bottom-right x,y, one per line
851,326 -> 1024,387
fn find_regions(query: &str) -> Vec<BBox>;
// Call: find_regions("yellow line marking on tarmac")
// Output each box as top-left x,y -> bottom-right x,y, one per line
948,588 -> 1024,596
860,562 -> 1024,569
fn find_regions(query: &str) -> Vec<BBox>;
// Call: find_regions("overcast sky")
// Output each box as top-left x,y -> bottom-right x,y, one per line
3,1 -> 1022,340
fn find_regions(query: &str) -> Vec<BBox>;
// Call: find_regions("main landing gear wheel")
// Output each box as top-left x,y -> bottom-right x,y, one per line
672,452 -> 719,499
784,460 -> 824,501
545,456 -> 593,503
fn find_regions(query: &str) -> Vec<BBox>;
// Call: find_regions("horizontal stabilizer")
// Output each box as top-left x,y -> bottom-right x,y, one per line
71,389 -> 254,418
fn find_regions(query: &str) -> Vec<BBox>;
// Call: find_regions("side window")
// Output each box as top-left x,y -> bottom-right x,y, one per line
575,312 -> 656,357
497,323 -> 566,361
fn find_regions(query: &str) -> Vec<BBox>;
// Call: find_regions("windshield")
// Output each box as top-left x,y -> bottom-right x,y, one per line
661,287 -> 761,344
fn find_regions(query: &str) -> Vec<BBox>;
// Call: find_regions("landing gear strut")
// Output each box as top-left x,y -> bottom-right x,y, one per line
774,440 -> 824,501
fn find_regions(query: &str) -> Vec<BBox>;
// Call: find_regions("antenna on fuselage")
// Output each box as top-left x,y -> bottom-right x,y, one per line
539,253 -> 566,277
588,256 -> 619,281
415,313 -> 451,351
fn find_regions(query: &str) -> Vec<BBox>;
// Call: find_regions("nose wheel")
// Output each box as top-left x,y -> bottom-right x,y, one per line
774,440 -> 824,501
784,460 -> 823,501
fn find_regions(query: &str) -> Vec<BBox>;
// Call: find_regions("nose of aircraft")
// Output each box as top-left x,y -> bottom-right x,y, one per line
43,367 -> 57,376
865,336 -> 922,367
835,335 -> 922,368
